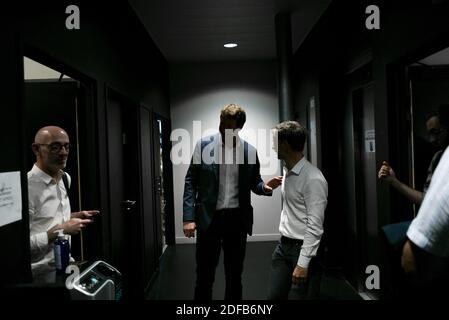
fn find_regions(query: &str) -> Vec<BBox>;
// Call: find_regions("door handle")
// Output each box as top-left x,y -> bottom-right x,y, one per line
122,200 -> 137,211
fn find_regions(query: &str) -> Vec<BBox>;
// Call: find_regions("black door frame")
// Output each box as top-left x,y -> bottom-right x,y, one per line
153,113 -> 176,247
139,103 -> 158,293
139,106 -> 176,287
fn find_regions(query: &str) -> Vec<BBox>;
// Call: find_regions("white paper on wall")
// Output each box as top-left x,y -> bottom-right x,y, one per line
0,171 -> 22,227
365,129 -> 376,153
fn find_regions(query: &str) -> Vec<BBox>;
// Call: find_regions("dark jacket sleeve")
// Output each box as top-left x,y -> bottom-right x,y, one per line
183,141 -> 201,222
250,152 -> 272,196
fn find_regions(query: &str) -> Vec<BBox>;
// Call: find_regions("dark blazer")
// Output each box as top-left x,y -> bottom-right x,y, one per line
183,134 -> 271,235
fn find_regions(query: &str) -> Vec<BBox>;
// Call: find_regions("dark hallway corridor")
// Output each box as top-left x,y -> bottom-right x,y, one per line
2,0 -> 449,306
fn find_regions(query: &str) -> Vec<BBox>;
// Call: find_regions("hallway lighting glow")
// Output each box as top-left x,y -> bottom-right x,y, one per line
224,43 -> 238,48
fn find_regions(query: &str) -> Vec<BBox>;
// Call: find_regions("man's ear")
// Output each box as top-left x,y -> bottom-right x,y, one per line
31,143 -> 40,156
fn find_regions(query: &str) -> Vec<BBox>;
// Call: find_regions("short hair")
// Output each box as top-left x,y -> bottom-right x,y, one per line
220,104 -> 246,128
425,110 -> 439,123
425,104 -> 449,128
274,121 -> 308,152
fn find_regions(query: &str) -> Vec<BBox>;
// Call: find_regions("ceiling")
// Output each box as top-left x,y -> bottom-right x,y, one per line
129,0 -> 331,62
418,47 -> 449,66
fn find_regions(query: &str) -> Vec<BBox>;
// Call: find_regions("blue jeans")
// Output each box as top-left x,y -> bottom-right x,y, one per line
268,237 -> 322,300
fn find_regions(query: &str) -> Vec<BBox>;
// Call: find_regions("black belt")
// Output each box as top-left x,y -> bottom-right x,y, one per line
281,236 -> 303,245
215,208 -> 240,214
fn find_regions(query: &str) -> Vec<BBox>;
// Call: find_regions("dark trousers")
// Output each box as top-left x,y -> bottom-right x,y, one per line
399,243 -> 449,299
194,209 -> 247,301
268,236 -> 322,300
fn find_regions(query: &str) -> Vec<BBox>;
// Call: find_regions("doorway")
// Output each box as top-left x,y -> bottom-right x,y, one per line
23,55 -> 97,263
407,50 -> 449,211
140,109 -> 175,291
388,46 -> 449,224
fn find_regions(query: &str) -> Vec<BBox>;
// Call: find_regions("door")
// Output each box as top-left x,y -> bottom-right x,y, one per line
352,84 -> 378,293
106,90 -> 142,299
341,64 -> 378,295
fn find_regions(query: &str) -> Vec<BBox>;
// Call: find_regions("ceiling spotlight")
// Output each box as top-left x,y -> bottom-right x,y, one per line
224,43 -> 238,48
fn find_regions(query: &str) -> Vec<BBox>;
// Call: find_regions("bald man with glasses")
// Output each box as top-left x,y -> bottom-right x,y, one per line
28,126 -> 99,278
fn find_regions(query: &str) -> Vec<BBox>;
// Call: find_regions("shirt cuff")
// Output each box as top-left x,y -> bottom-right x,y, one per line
407,224 -> 433,254
297,255 -> 311,268
262,184 -> 272,195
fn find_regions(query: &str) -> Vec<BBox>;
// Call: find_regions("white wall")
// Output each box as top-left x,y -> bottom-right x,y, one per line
24,57 -> 70,80
170,61 -> 282,243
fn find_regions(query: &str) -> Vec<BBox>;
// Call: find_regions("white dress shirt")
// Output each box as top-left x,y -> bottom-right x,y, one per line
407,147 -> 449,257
216,133 -> 241,210
28,164 -> 71,276
279,157 -> 328,268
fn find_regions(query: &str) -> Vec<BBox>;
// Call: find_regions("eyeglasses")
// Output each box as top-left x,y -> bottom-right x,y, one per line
428,129 -> 446,137
38,142 -> 71,153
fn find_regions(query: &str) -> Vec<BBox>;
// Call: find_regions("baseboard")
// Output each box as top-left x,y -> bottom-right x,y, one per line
247,234 -> 280,242
176,237 -> 197,244
176,233 -> 280,244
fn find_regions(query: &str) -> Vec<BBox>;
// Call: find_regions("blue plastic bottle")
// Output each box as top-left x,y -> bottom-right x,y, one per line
54,230 -> 70,275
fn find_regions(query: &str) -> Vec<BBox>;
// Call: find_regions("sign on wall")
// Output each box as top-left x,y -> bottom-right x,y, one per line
0,171 -> 22,227
365,129 -> 375,153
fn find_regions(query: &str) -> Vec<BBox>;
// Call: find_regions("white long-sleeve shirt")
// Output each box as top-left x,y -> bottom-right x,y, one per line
407,147 -> 449,257
279,157 -> 328,268
28,164 -> 71,276
216,133 -> 240,210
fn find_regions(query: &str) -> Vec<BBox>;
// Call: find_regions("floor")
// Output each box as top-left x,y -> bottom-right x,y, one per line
147,241 -> 362,300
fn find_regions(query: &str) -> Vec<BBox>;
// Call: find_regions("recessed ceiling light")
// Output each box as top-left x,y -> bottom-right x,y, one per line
224,43 -> 238,48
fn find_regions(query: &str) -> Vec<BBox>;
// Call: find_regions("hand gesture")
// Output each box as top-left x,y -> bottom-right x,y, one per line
378,161 -> 396,184
71,210 -> 100,219
264,176 -> 283,192
61,218 -> 93,235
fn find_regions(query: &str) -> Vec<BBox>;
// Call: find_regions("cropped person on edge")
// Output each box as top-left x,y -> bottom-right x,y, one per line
401,146 -> 449,299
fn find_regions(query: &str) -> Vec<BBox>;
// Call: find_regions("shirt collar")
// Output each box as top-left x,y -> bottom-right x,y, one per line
31,164 -> 60,185
289,157 -> 306,175
218,132 -> 241,148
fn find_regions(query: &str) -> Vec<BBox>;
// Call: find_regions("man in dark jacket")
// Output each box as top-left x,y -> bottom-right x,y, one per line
183,104 -> 282,300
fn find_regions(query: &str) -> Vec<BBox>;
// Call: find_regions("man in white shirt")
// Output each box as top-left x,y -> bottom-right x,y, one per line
401,147 -> 449,297
29,126 -> 99,278
268,121 -> 328,300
